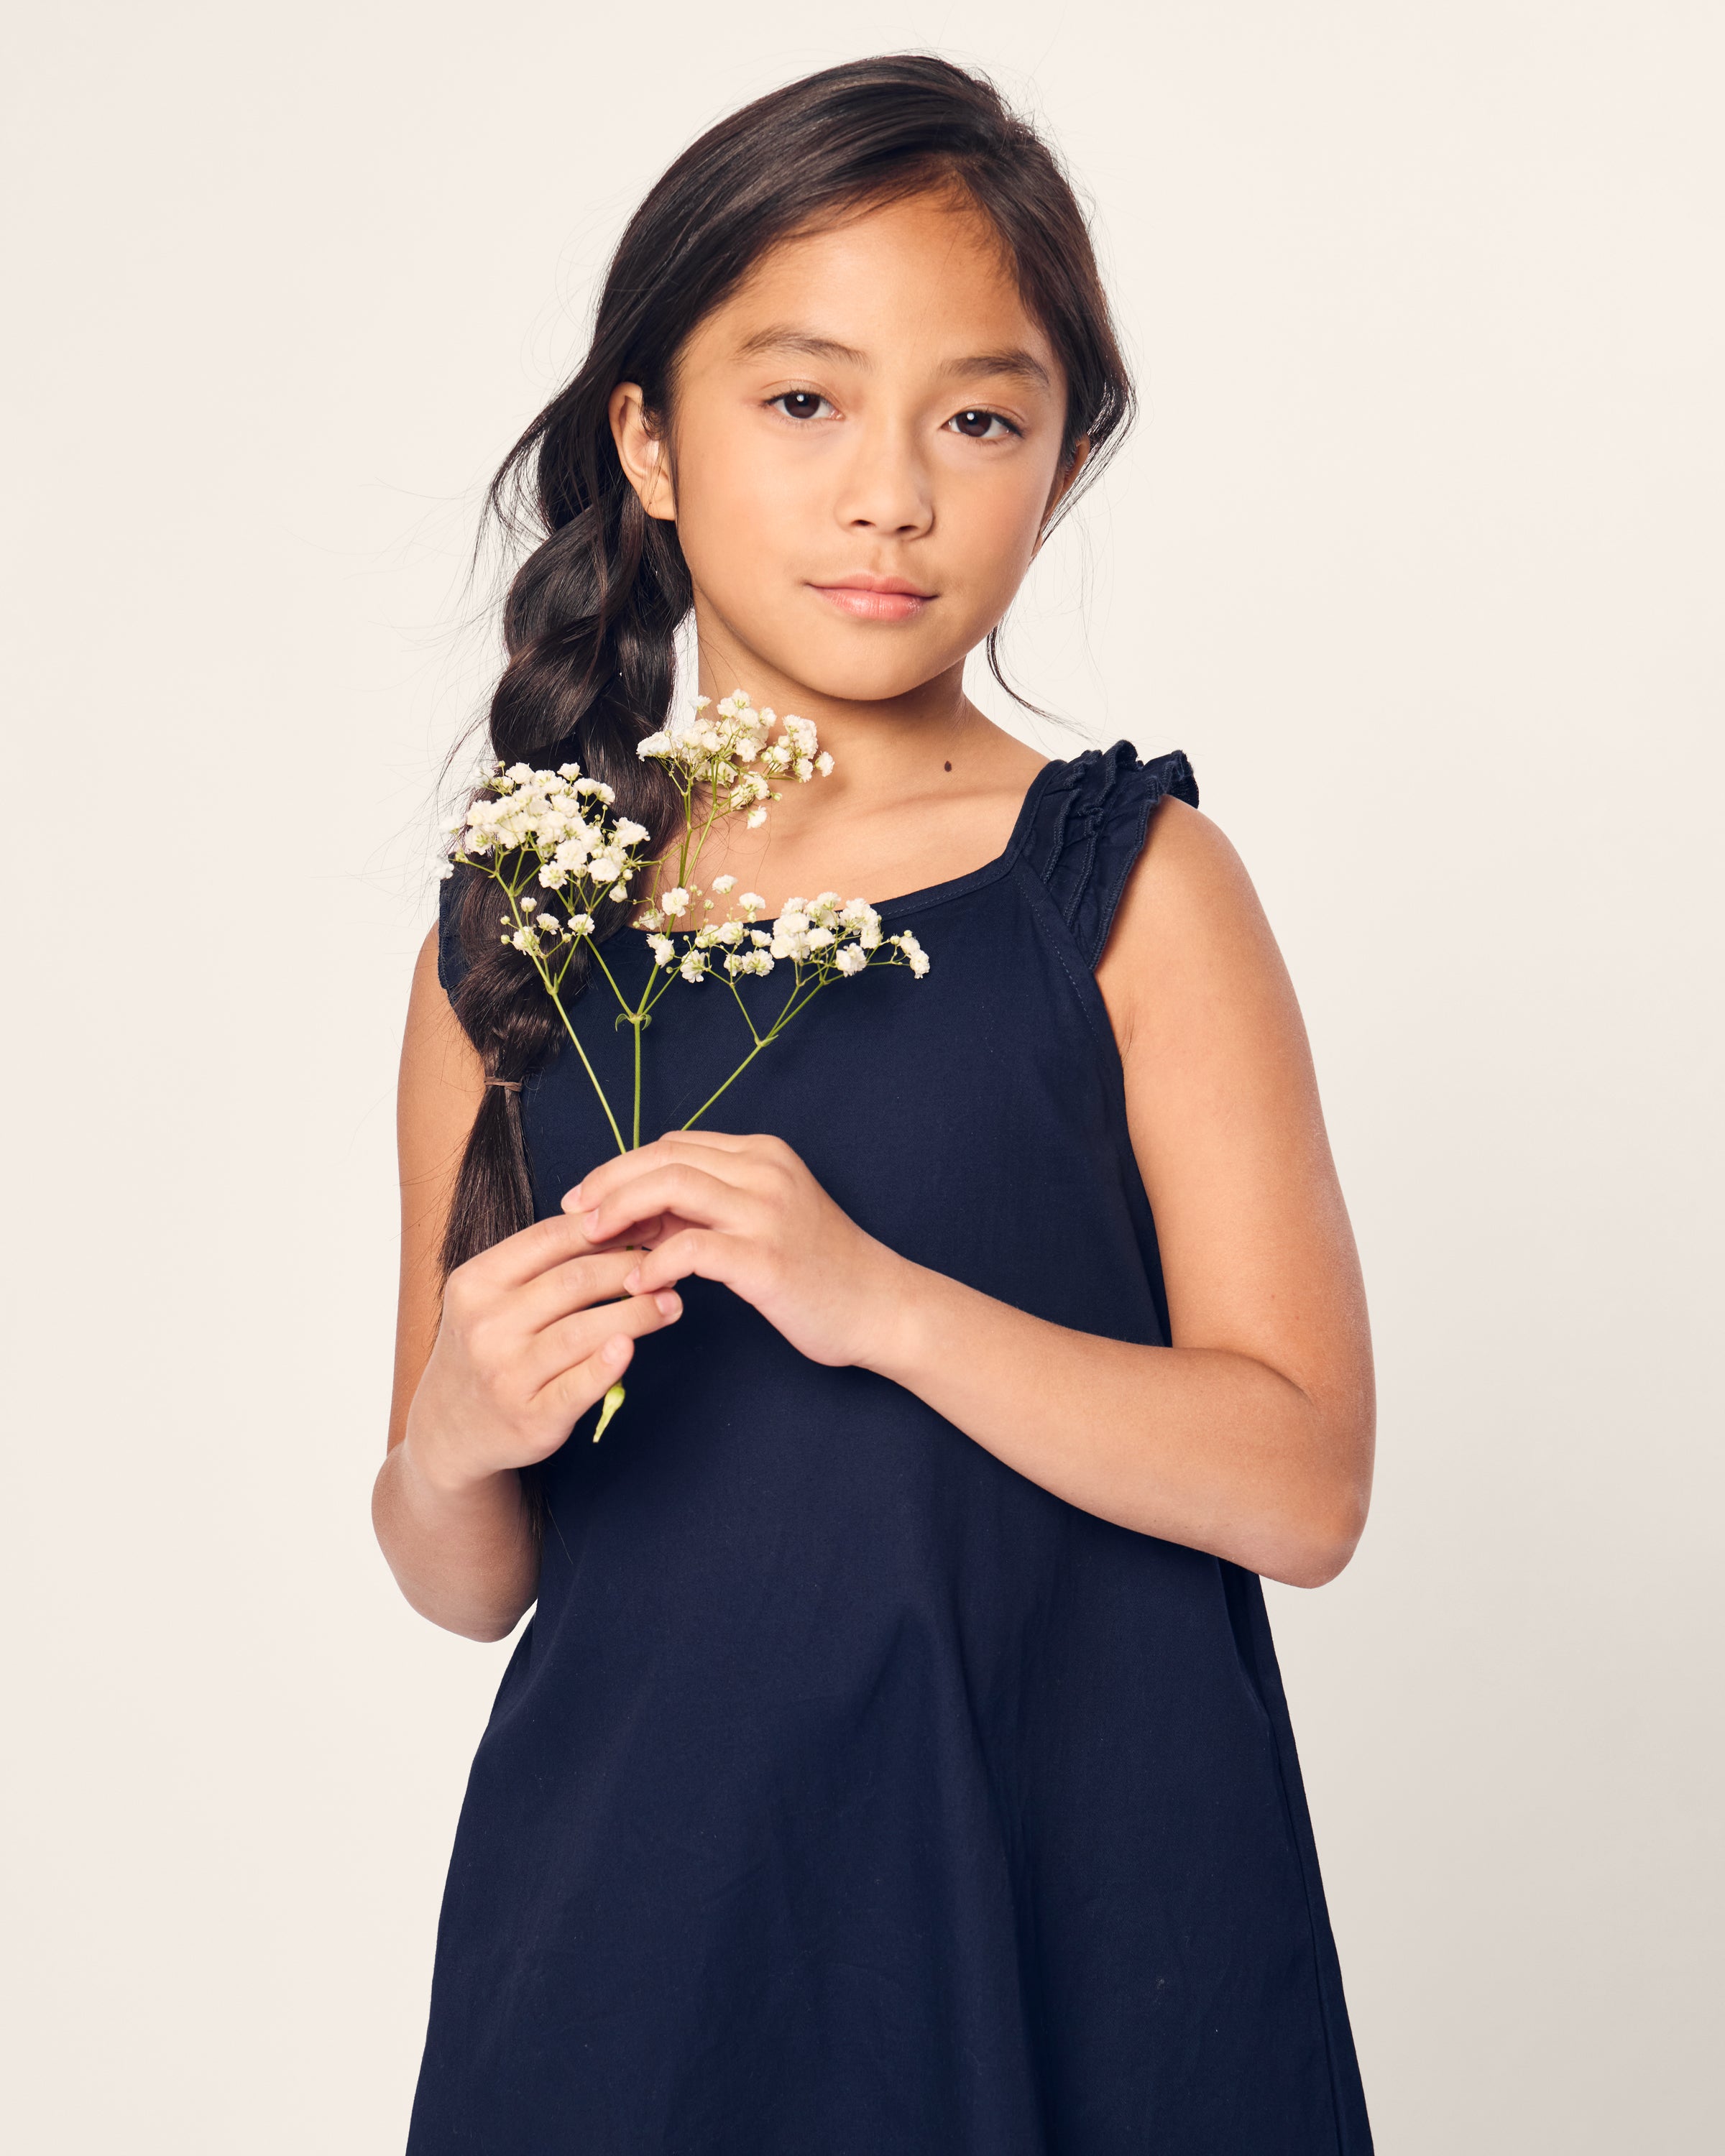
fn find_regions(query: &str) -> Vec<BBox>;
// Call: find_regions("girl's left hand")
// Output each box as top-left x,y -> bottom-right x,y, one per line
564,1130 -> 912,1370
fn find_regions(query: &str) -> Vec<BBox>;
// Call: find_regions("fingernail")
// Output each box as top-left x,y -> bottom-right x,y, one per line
583,1208 -> 602,1234
565,1182 -> 584,1209
624,1267 -> 641,1291
655,1291 -> 680,1317
604,1335 -> 628,1365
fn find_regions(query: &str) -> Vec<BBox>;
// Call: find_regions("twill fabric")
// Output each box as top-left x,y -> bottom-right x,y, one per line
409,742 -> 1373,2154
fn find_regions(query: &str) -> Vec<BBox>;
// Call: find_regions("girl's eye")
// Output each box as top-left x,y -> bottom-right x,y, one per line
770,390 -> 834,421
947,407 -> 1018,441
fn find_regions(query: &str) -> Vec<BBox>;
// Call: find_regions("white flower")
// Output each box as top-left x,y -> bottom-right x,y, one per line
636,732 -> 671,758
679,952 -> 707,983
646,934 -> 674,967
724,947 -> 774,977
520,895 -> 536,911
660,886 -> 690,918
588,854 -> 622,884
613,818 -> 650,848
892,930 -> 931,977
793,757 -> 814,782
738,891 -> 765,918
834,944 -> 867,975
436,860 -> 454,878
569,913 -> 594,934
712,873 -> 737,894
745,806 -> 767,828
814,751 -> 834,776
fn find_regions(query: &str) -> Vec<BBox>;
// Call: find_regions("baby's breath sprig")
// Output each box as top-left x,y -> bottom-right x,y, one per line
632,884 -> 928,1130
441,693 -> 930,1432
635,691 -> 834,893
441,757 -> 658,1152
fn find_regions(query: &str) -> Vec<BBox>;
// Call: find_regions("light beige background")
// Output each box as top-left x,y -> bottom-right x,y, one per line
4,4 -> 1719,2148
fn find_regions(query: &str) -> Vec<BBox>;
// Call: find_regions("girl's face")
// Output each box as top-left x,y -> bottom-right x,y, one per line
612,190 -> 1082,709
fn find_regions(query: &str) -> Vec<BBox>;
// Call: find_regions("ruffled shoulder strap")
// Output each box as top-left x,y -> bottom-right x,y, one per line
1020,740 -> 1199,969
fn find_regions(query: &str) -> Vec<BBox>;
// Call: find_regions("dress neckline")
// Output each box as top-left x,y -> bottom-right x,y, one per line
872,753 -> 1066,923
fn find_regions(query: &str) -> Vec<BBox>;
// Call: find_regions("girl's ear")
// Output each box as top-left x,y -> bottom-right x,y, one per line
1036,436 -> 1092,550
609,383 -> 678,520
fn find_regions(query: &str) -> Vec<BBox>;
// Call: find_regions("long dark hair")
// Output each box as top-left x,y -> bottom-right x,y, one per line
440,53 -> 1136,1281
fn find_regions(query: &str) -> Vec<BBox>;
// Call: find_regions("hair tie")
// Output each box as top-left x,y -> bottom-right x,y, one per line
486,1078 -> 523,1094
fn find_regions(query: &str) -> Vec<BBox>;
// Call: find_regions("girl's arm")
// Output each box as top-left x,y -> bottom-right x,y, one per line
571,803 -> 1374,1590
374,930 -> 682,1640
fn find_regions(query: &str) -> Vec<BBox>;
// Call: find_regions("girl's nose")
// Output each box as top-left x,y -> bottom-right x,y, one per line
834,427 -> 934,537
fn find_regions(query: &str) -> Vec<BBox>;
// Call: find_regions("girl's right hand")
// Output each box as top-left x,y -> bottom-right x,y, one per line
404,1213 -> 683,1491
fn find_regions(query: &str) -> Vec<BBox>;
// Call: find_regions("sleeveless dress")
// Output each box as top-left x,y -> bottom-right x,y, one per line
409,742 -> 1373,2155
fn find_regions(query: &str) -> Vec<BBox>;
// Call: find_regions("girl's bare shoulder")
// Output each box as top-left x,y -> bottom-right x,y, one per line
1095,798 -> 1310,1076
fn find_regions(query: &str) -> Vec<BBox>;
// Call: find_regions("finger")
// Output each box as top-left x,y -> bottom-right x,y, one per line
532,1327 -> 635,1435
513,1249 -> 648,1334
462,1207 -> 617,1291
566,1130 -> 763,1212
578,1164 -> 760,1247
564,1136 -> 682,1214
621,1227 -> 749,1300
660,1129 -> 798,1166
638,1128 -> 753,1153
526,1286 -> 682,1402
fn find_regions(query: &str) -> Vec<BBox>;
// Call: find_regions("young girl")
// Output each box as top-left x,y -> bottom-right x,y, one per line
378,55 -> 1375,2154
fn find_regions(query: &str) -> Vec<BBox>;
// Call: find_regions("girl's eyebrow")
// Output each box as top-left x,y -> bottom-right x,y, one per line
937,349 -> 1052,391
737,326 -> 1052,392
737,328 -> 868,367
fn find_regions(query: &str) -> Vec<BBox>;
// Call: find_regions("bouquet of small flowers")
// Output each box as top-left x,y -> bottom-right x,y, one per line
441,693 -> 931,1436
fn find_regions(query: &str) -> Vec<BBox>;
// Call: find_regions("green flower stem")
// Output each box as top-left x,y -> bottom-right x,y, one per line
494,883 -> 627,1156
681,969 -> 831,1129
632,1009 -> 643,1151
541,975 -> 627,1156
679,1035 -> 774,1132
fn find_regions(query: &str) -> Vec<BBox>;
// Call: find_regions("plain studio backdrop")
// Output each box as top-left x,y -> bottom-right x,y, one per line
3,4 -> 1719,2148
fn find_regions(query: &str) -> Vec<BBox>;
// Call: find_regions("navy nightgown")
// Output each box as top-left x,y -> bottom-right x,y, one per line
408,740 -> 1373,2153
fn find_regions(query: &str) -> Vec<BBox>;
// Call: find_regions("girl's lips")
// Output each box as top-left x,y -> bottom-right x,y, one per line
809,581 -> 933,623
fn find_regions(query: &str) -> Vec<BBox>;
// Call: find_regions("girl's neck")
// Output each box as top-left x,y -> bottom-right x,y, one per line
678,645 -> 1047,913
690,648 -> 1019,835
